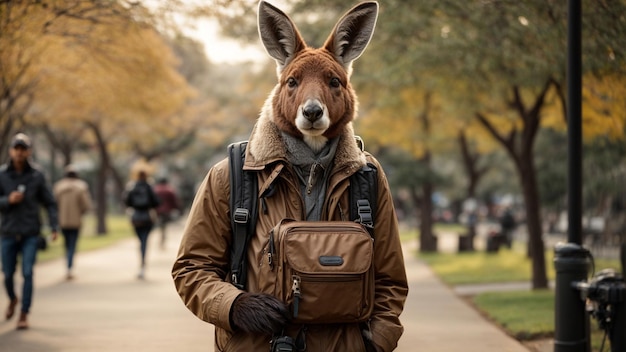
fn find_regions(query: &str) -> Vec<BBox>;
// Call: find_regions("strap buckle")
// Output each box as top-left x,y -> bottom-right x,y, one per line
233,208 -> 249,224
356,199 -> 373,227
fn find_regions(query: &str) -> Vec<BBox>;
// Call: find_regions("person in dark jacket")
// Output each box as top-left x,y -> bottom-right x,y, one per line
500,207 -> 517,249
124,170 -> 159,280
0,133 -> 58,330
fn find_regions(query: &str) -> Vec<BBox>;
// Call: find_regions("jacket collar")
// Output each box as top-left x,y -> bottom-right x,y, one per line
244,106 -> 367,173
7,159 -> 33,174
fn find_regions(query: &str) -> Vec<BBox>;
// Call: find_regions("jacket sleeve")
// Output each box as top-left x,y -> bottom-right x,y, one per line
0,171 -> 11,211
0,180 -> 8,211
368,157 -> 409,352
171,159 -> 244,331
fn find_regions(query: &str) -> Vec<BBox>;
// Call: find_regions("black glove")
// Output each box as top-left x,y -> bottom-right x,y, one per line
230,292 -> 290,334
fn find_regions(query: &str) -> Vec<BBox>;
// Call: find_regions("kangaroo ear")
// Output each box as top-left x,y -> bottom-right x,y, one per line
258,1 -> 306,72
324,2 -> 379,71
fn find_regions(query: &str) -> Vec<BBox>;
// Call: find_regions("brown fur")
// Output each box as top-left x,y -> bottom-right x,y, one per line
258,1 -> 378,152
272,49 -> 356,140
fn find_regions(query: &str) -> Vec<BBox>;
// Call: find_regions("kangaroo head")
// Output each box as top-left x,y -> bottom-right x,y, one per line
258,1 -> 378,152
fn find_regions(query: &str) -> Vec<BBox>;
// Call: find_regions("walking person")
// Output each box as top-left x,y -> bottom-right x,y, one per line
499,207 -> 517,249
53,164 -> 92,280
172,3 -> 407,351
153,177 -> 181,249
124,170 -> 159,280
0,133 -> 59,330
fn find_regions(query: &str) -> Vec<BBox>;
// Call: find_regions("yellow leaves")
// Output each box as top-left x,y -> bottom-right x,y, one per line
581,73 -> 626,142
358,86 -> 465,158
537,72 -> 626,142
357,71 -> 619,163
539,86 -> 566,132
3,1 -> 199,154
463,121 -> 499,154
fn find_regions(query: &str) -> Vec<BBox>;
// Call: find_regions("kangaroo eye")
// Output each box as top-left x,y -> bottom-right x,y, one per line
287,77 -> 298,88
330,77 -> 341,88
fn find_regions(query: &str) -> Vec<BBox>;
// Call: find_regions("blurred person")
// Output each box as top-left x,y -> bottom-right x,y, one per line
500,207 -> 517,248
153,177 -> 181,249
0,133 -> 59,330
124,170 -> 159,280
53,164 -> 92,280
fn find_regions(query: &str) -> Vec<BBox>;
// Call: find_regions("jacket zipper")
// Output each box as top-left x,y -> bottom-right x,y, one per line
268,229 -> 275,270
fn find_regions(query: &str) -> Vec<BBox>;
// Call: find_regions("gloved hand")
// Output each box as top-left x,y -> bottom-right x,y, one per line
230,292 -> 290,334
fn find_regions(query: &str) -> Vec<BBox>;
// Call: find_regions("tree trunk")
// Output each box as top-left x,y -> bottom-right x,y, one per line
517,152 -> 548,289
419,179 -> 437,252
415,151 -> 437,252
95,160 -> 108,235
88,122 -> 110,235
458,130 -> 488,251
475,81 -> 553,290
415,93 -> 437,252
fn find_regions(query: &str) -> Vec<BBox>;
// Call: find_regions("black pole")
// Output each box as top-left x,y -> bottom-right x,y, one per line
554,243 -> 590,352
567,0 -> 582,246
554,1 -> 591,351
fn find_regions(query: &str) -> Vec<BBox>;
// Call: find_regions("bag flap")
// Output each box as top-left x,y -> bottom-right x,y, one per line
282,221 -> 373,275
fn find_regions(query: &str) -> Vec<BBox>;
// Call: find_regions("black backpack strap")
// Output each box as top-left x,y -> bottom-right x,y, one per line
349,162 -> 378,238
228,141 -> 258,290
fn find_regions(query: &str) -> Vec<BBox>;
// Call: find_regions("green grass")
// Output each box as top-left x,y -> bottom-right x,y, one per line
419,242 -> 621,285
406,231 -> 621,351
421,249 -> 537,284
399,223 -> 466,243
419,243 -> 558,284
472,290 -> 609,351
38,214 -> 134,262
472,290 -> 555,340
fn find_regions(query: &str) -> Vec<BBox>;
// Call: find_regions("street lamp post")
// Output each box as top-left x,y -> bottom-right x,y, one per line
553,0 -> 591,351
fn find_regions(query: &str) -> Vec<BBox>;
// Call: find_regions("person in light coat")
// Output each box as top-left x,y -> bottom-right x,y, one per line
53,165 -> 92,280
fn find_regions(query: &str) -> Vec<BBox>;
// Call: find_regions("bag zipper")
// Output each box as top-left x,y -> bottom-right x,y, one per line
296,273 -> 362,282
288,223 -> 366,234
292,275 -> 301,318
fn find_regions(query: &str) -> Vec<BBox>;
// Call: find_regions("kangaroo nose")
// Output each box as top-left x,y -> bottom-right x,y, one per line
303,104 -> 323,122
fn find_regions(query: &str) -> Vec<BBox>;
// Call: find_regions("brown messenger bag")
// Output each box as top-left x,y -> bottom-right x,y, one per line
259,219 -> 375,324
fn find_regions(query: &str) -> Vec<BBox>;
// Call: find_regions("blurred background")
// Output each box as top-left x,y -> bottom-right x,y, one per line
1,0 -> 625,291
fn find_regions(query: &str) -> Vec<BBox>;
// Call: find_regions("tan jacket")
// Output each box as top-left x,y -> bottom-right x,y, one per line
172,116 -> 408,352
53,177 -> 92,229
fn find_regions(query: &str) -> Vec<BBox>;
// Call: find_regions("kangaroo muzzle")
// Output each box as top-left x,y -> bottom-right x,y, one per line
302,103 -> 323,122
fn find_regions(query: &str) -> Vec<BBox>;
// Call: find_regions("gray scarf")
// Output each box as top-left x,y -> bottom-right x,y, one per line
282,132 -> 339,220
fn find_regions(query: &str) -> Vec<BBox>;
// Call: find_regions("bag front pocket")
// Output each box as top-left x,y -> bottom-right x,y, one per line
279,221 -> 374,324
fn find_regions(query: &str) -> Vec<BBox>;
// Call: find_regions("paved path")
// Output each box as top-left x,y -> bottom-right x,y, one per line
397,241 -> 529,352
0,222 -> 530,351
0,222 -> 211,351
